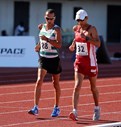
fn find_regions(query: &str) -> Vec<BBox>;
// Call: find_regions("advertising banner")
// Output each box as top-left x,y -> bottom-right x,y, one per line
0,36 -> 39,67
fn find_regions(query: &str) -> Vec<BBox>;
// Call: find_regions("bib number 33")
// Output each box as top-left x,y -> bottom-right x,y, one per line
76,42 -> 88,56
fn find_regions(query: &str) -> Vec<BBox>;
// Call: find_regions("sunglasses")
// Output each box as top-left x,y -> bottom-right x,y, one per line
45,17 -> 55,20
77,19 -> 85,22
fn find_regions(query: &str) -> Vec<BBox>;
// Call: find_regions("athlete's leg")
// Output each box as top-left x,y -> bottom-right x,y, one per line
69,72 -> 84,121
28,68 -> 47,115
89,76 -> 99,106
52,73 -> 61,106
72,72 -> 84,110
89,76 -> 100,120
34,68 -> 47,105
51,73 -> 61,117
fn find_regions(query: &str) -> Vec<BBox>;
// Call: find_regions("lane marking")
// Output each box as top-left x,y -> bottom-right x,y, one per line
0,77 -> 121,89
0,78 -> 121,126
0,91 -> 121,104
85,122 -> 121,127
0,112 -> 121,127
0,83 -> 121,96
0,100 -> 121,115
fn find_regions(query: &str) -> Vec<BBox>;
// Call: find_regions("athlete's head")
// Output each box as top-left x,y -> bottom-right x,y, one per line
75,9 -> 88,22
45,9 -> 56,24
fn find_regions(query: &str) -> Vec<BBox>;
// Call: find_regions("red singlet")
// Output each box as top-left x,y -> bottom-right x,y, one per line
74,25 -> 98,77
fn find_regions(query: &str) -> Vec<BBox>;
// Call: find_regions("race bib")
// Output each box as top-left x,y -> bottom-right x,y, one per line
76,42 -> 88,56
41,41 -> 51,51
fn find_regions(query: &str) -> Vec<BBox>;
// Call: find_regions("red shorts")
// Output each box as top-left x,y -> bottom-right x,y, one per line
74,59 -> 98,77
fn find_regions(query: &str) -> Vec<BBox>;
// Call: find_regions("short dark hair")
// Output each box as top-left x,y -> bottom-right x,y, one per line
46,9 -> 55,15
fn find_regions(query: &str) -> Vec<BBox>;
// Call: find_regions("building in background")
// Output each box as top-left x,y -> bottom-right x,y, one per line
0,0 -> 121,43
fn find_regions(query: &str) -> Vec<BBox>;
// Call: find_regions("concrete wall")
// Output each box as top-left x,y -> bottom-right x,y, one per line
0,0 -> 121,42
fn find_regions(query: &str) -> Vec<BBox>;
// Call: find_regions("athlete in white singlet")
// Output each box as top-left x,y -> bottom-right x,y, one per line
39,24 -> 60,58
28,9 -> 62,117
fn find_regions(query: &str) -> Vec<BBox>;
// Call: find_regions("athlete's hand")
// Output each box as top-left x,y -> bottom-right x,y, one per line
69,39 -> 75,51
81,33 -> 90,41
40,35 -> 48,41
80,33 -> 86,39
69,45 -> 75,52
35,43 -> 40,52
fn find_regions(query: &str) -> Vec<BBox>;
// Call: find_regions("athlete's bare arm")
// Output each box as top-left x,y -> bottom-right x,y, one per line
34,24 -> 43,52
69,25 -> 77,51
88,26 -> 101,47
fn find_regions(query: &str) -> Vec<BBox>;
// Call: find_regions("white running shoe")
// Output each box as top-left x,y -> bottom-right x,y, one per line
93,107 -> 100,121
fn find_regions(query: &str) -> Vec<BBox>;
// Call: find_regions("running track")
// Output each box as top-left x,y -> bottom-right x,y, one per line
0,77 -> 121,127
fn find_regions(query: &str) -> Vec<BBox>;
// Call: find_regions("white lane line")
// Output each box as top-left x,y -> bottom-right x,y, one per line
1,111 -> 121,127
0,117 -> 68,127
0,100 -> 121,115
85,122 -> 121,127
0,83 -> 121,96
0,77 -> 121,89
0,91 -> 121,104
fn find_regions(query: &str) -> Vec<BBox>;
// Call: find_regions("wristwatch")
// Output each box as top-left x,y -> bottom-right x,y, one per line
86,36 -> 90,41
47,38 -> 50,42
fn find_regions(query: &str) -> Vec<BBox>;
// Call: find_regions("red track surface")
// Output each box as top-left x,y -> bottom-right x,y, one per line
0,77 -> 121,127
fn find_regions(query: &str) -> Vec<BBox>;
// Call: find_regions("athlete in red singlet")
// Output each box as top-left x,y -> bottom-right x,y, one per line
69,9 -> 101,121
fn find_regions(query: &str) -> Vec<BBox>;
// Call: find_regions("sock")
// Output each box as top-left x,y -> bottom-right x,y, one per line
34,105 -> 38,109
73,108 -> 77,115
94,106 -> 100,110
54,105 -> 59,108
73,108 -> 77,112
